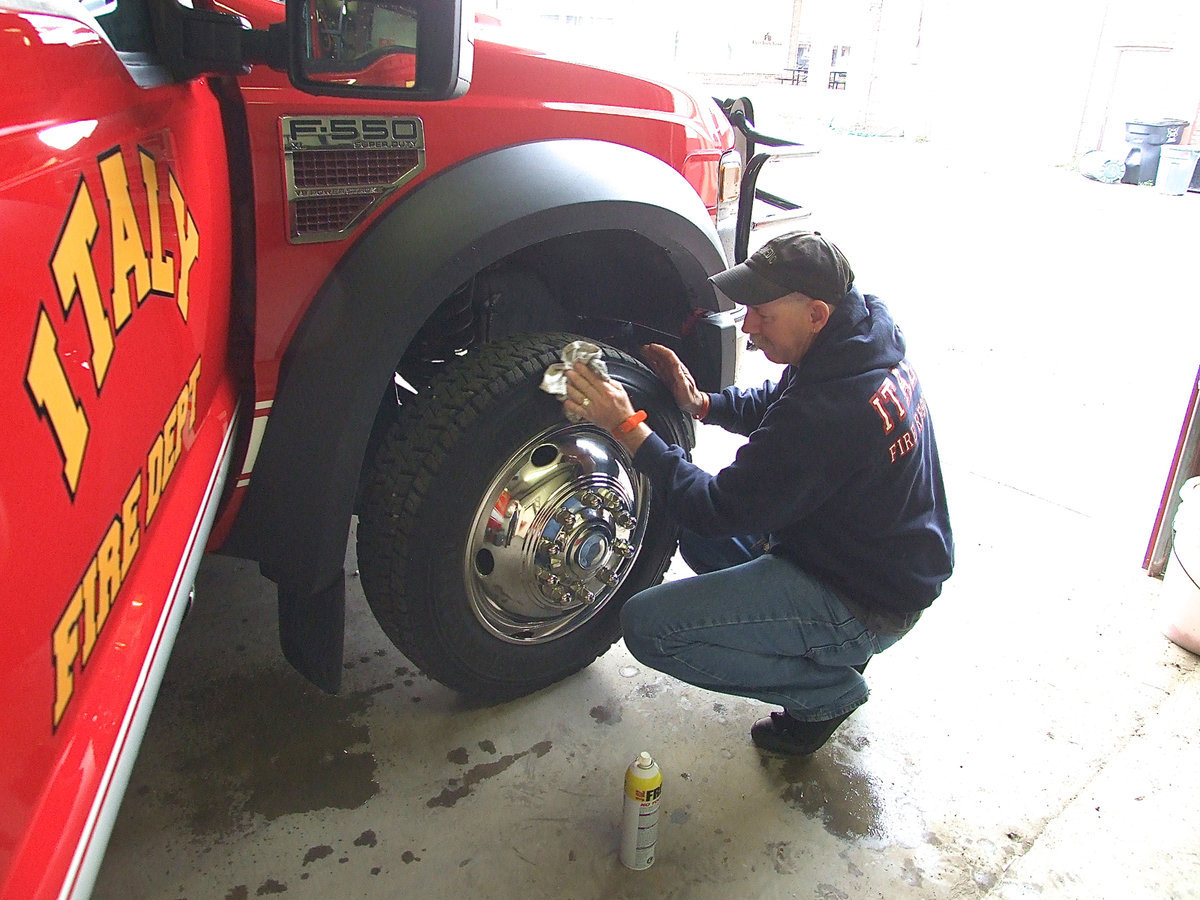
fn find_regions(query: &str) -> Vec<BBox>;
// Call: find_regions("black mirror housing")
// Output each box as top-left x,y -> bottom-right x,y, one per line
282,0 -> 471,100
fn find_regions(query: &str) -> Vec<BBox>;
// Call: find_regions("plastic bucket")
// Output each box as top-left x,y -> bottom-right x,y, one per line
1156,146 -> 1200,196
1163,477 -> 1200,654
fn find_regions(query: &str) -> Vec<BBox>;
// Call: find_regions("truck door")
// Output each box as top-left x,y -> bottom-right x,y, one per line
0,0 -> 240,895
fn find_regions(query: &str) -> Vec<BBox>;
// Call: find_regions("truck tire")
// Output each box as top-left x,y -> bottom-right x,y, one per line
356,333 -> 693,700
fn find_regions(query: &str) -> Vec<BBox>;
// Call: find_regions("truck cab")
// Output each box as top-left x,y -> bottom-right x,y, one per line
0,0 -> 768,894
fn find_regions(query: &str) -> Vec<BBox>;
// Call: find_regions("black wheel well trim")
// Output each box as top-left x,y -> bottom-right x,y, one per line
225,139 -> 729,605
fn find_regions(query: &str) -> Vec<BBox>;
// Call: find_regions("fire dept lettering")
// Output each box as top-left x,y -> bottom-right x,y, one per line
51,360 -> 201,728
29,144 -> 204,727
24,146 -> 200,496
869,360 -> 931,464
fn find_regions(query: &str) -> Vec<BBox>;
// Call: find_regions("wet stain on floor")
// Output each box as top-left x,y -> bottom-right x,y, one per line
353,830 -> 377,848
144,669 -> 380,836
302,844 -> 334,865
772,752 -> 888,842
589,702 -> 622,725
427,740 -> 553,808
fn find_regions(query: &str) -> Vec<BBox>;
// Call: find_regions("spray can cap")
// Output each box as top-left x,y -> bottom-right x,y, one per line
636,751 -> 654,769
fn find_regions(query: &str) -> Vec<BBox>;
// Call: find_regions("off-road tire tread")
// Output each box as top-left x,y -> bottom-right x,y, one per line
356,332 -> 690,699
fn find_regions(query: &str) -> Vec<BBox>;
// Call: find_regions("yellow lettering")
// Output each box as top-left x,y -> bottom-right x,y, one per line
99,151 -> 150,329
145,361 -> 201,524
51,179 -> 113,389
121,474 -> 141,581
145,431 -> 165,524
162,401 -> 179,486
139,149 -> 174,296
96,518 -> 123,639
52,590 -> 83,727
25,308 -> 90,494
79,559 -> 100,665
51,360 -> 199,723
168,172 -> 199,322
174,380 -> 191,446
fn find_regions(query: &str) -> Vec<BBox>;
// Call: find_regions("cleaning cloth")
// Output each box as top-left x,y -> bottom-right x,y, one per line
540,340 -> 609,422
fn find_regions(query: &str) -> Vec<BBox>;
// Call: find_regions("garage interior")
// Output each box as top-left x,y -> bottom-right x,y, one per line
90,119 -> 1200,898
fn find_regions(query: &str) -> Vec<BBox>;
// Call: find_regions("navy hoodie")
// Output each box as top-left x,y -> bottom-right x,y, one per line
634,287 -> 953,619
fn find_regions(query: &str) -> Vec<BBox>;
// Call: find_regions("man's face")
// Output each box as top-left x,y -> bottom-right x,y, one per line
740,292 -> 830,366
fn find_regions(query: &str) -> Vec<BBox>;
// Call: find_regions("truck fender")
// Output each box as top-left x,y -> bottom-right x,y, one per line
225,139 -> 728,690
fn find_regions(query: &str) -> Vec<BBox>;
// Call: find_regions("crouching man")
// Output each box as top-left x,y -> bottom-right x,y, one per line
563,230 -> 953,755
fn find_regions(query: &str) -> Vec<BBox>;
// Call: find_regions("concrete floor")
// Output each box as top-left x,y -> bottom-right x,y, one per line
93,122 -> 1200,899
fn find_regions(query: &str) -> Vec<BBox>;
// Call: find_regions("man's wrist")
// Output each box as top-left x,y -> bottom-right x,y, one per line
615,422 -> 652,455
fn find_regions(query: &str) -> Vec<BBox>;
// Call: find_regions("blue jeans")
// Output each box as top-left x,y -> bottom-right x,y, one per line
620,532 -> 901,722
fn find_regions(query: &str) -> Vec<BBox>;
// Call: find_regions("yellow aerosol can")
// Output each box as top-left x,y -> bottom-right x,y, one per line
620,751 -> 662,869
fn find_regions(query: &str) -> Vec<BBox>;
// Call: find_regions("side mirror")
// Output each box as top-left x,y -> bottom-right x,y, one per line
284,0 -> 472,100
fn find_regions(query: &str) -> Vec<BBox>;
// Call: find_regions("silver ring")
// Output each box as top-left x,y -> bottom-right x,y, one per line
581,396 -> 591,407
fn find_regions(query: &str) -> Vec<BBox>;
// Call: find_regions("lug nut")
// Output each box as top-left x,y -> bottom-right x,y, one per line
579,491 -> 602,509
616,512 -> 636,530
537,571 -> 560,587
540,538 -> 565,555
597,567 -> 619,585
613,539 -> 634,557
554,509 -> 580,529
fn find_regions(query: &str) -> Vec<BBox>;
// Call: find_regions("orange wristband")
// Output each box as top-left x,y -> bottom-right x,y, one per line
615,410 -> 647,435
692,394 -> 711,421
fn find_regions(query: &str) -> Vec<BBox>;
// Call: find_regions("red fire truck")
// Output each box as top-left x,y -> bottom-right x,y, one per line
0,0 -> 794,894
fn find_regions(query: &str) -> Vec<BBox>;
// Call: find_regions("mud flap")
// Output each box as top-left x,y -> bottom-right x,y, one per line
278,572 -> 346,692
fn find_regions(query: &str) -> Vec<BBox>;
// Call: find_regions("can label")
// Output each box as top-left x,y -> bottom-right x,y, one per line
620,756 -> 661,869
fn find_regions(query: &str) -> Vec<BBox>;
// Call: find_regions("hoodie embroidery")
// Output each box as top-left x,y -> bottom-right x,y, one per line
871,361 -> 931,464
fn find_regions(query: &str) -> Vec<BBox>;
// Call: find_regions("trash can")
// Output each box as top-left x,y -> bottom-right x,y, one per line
1160,117 -> 1190,145
1121,118 -> 1191,185
1157,146 -> 1200,196
1163,477 -> 1200,655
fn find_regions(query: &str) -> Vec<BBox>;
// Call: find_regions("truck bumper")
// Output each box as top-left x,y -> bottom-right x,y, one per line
693,306 -> 746,391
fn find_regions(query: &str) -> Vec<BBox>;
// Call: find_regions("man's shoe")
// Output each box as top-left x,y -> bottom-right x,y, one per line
750,709 -> 852,756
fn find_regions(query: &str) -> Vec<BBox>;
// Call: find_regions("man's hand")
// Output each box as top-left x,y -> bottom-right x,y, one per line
563,361 -> 637,433
641,343 -> 707,416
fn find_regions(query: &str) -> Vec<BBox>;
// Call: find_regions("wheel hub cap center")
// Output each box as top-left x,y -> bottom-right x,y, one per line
573,531 -> 610,571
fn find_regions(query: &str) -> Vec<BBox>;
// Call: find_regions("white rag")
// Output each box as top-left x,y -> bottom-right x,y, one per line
540,340 -> 609,422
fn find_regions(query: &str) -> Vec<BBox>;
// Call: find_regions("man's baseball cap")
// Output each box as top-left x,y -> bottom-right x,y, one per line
709,231 -> 854,306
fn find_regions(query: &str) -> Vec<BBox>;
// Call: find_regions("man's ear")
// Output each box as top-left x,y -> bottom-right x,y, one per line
808,300 -> 833,332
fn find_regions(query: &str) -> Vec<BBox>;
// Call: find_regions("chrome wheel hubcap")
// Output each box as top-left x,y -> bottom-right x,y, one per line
464,424 -> 648,644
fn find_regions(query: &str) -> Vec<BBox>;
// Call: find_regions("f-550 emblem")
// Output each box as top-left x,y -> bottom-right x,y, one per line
279,116 -> 426,243
282,116 -> 423,151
